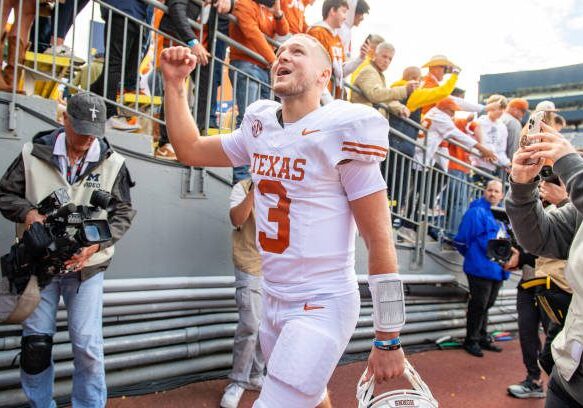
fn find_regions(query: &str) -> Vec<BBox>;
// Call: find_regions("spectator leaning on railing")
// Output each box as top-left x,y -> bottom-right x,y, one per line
155,0 -> 234,160
307,0 -> 369,103
337,0 -> 370,58
502,98 -> 529,161
89,0 -> 149,131
472,95 -> 511,184
505,124 -> 583,406
278,0 -> 316,39
418,54 -> 460,115
350,42 -> 414,118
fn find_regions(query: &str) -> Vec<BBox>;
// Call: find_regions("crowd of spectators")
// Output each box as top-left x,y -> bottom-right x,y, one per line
3,1 -> 583,406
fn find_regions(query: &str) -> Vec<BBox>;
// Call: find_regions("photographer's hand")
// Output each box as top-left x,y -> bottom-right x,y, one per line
510,147 -> 544,184
24,209 -> 46,229
503,247 -> 520,270
524,124 -> 577,163
64,244 -> 100,272
540,181 -> 568,205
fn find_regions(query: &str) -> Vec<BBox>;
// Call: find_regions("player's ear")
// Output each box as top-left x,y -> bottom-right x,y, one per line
318,67 -> 332,87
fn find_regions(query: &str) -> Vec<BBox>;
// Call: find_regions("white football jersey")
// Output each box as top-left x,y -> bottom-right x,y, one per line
221,99 -> 389,301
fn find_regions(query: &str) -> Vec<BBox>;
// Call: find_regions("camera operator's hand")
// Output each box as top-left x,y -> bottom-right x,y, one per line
24,209 -> 46,229
64,244 -> 100,272
510,147 -> 544,184
503,247 -> 520,270
540,180 -> 568,205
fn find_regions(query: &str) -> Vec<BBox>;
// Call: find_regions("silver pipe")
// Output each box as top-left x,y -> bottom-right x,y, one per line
102,287 -> 236,305
0,353 -> 234,402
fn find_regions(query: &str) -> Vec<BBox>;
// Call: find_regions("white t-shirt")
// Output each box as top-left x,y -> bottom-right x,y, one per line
472,115 -> 511,171
221,99 -> 389,301
413,107 -> 478,169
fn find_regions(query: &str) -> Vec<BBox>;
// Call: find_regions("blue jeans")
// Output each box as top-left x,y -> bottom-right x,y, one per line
229,60 -> 270,183
446,169 -> 469,236
230,268 -> 264,386
21,273 -> 106,408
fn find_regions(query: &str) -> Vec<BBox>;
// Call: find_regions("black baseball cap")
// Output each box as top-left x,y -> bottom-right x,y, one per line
66,92 -> 107,138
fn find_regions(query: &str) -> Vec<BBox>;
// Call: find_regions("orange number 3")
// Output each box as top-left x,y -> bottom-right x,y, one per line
258,179 -> 290,254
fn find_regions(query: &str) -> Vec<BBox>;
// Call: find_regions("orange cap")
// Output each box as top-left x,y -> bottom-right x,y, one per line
437,98 -> 461,112
508,98 -> 529,111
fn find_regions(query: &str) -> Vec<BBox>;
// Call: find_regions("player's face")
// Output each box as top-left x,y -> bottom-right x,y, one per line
272,37 -> 328,98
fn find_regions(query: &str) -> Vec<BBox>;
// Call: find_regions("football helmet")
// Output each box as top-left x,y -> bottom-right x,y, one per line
356,359 -> 438,408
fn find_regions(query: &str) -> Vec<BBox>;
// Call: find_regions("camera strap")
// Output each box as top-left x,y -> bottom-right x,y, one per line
66,153 -> 87,184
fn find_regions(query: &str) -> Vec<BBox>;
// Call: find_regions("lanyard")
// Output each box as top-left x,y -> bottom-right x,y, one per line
66,154 -> 87,184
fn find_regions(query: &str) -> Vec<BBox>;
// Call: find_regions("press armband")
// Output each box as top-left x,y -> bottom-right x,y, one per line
368,273 -> 406,333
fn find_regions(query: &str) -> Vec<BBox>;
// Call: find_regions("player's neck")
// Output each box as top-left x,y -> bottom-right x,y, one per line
281,96 -> 320,123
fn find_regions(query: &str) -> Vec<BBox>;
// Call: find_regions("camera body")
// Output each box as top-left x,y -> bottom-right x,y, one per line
1,188 -> 113,292
486,207 -> 517,265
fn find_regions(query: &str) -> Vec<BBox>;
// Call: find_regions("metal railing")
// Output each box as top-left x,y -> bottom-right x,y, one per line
345,83 -> 508,266
3,0 -> 510,268
5,0 -> 276,137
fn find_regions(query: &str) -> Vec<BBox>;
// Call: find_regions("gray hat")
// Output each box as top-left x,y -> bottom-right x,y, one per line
66,92 -> 107,138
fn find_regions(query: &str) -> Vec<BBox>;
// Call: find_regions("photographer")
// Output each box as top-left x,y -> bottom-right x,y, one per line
454,180 -> 514,357
0,93 -> 135,407
506,124 -> 583,407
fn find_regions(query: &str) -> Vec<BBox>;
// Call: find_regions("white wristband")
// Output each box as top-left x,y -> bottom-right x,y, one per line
368,273 -> 406,333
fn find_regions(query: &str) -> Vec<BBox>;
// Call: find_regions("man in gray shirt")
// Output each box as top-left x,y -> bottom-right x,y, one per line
506,123 -> 583,406
501,98 -> 529,161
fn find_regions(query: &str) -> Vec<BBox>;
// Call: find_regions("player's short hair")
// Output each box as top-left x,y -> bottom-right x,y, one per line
355,0 -> 370,15
486,94 -> 508,109
291,34 -> 332,69
322,0 -> 349,19
375,42 -> 395,54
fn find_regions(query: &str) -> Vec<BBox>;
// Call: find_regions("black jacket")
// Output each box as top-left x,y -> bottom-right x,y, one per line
0,128 -> 136,280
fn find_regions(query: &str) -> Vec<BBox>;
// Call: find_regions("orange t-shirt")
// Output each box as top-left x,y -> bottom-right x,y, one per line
281,0 -> 309,34
449,118 -> 478,173
229,0 -> 289,68
307,25 -> 345,98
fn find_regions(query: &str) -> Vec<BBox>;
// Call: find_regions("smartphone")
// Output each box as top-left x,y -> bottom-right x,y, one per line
520,111 -> 545,165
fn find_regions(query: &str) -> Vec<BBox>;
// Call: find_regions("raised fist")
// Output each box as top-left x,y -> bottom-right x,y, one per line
160,46 -> 198,85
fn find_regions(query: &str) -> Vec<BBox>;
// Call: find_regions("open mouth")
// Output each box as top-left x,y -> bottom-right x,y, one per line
276,67 -> 292,77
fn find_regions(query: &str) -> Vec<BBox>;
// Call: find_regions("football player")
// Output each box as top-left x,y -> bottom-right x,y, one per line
160,34 -> 406,408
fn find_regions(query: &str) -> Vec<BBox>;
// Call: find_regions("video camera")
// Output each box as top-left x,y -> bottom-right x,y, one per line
486,207 -> 517,265
1,188 -> 113,292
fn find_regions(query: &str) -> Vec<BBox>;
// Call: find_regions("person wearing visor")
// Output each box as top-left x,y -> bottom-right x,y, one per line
0,92 -> 136,408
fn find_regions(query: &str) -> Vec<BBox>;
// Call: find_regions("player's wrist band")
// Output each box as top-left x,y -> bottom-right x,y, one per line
368,273 -> 406,332
373,338 -> 402,351
187,39 -> 199,48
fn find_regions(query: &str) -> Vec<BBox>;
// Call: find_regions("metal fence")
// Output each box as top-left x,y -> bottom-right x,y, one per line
3,0 -> 507,267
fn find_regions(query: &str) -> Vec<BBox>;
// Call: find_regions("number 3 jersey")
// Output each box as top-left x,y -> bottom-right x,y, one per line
221,99 -> 389,301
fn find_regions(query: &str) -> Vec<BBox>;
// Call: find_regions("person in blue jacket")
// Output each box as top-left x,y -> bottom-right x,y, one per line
455,180 -> 517,357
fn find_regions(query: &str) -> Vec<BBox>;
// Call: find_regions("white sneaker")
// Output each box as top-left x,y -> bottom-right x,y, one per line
107,116 -> 141,132
220,383 -> 245,408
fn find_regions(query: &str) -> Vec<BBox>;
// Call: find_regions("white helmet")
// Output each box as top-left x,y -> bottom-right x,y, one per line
356,359 -> 438,408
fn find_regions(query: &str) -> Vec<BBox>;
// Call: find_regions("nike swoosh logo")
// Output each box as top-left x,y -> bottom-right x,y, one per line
301,128 -> 320,136
303,303 -> 325,311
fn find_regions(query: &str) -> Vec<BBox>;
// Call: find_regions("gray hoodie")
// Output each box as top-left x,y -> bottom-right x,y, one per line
506,152 -> 583,382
